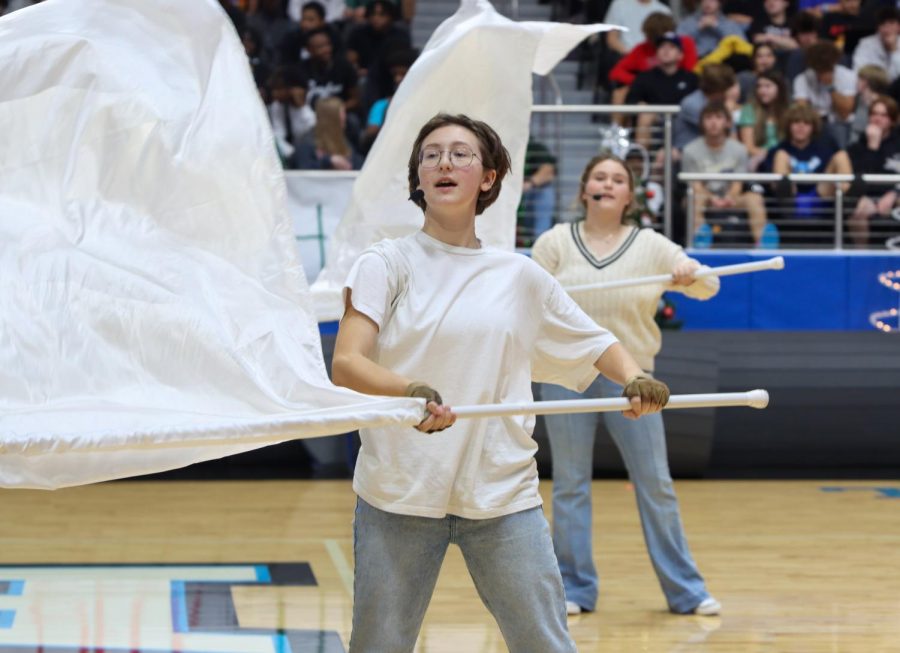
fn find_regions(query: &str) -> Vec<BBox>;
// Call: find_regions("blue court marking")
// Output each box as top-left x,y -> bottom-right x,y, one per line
821,486 -> 900,498
170,580 -> 189,633
0,611 -> 14,628
255,565 -> 272,582
0,581 -> 23,596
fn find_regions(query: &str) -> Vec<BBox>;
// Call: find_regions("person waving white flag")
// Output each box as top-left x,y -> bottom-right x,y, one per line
311,0 -> 616,320
0,0 -> 423,489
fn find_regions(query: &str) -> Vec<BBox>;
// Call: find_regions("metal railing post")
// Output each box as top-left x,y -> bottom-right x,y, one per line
686,184 -> 695,249
834,186 -> 844,250
664,114 -> 673,240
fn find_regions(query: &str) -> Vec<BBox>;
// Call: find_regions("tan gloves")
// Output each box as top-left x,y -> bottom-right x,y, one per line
622,374 -> 670,411
404,382 -> 452,433
404,382 -> 443,406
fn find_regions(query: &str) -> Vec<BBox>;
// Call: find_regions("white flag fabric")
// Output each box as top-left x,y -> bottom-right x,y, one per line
311,0 -> 615,321
0,0 -> 424,490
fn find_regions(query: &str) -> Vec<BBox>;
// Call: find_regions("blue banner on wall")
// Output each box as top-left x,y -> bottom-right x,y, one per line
673,252 -> 900,330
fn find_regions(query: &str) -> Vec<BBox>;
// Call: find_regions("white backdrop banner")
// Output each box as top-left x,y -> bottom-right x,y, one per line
285,171 -> 358,285
0,0 -> 422,489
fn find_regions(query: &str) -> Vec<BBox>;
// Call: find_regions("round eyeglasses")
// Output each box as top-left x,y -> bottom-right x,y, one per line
419,145 -> 481,169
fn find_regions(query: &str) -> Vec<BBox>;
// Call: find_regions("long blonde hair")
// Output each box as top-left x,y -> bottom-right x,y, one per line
313,96 -> 351,157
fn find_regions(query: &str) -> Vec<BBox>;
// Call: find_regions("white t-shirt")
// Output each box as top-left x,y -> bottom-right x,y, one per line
792,65 -> 857,123
344,231 -> 618,519
604,0 -> 671,51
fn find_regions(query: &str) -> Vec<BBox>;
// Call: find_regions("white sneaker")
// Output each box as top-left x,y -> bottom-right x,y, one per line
565,600 -> 582,616
693,597 -> 721,616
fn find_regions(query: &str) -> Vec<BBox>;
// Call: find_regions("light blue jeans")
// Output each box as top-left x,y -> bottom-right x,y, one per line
541,376 -> 709,614
520,183 -> 555,239
350,498 -> 577,653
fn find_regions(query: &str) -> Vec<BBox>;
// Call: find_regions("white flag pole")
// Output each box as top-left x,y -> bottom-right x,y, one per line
564,257 -> 785,294
451,390 -> 769,419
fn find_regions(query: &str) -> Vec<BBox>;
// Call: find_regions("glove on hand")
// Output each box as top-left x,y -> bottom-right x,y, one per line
405,382 -> 449,432
404,382 -> 443,406
621,374 -> 670,408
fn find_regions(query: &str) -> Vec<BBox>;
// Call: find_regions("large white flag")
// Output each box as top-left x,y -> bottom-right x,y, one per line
311,0 -> 615,320
0,0 -> 423,489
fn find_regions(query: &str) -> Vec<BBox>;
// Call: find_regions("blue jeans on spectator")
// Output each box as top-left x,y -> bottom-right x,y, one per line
541,376 -> 710,614
520,183 -> 555,240
350,498 -> 576,653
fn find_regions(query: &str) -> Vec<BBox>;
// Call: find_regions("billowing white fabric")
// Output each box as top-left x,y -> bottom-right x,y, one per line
0,0 -> 424,489
311,0 -> 615,321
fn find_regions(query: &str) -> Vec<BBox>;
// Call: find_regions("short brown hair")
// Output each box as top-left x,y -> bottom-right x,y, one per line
699,64 -> 737,95
642,12 -> 676,43
782,102 -> 821,139
407,114 -> 511,215
871,94 -> 900,123
700,101 -> 732,132
805,41 -> 841,73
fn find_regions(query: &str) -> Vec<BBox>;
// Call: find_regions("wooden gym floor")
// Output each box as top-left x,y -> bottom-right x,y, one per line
0,479 -> 898,652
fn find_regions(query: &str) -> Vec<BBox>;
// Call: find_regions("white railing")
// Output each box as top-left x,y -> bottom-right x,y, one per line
679,172 -> 900,250
533,104 -> 680,240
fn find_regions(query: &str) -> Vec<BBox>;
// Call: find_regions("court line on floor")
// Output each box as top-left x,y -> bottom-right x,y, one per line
325,539 -> 353,598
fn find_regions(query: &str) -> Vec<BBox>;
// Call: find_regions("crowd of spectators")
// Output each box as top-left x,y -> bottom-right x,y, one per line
6,0 -> 899,246
1,0 -> 418,172
575,0 -> 900,246
222,0 -> 419,170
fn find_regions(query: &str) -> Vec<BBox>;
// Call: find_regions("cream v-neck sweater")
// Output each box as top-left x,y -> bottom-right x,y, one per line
532,223 -> 719,372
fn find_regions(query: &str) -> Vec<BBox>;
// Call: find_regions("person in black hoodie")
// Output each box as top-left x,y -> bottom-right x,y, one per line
848,95 -> 900,245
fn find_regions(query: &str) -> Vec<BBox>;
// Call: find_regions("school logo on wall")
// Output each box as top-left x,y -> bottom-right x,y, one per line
0,563 -> 345,652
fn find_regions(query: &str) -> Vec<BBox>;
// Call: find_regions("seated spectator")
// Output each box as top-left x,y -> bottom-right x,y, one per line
748,0 -> 798,58
280,1 -> 342,65
627,32 -> 700,145
785,11 -> 824,82
677,0 -> 748,59
737,42 -> 779,102
738,70 -> 790,168
848,95 -> 900,245
344,0 -> 413,24
609,12 -> 698,101
295,96 -> 363,170
516,139 -> 558,247
267,66 -> 317,167
853,8 -> 900,82
605,0 -> 673,57
241,26 -> 272,98
794,40 -> 857,146
673,63 -> 737,151
247,0 -> 295,67
346,0 -> 411,108
772,102 -> 853,217
851,65 -> 891,145
682,102 -> 774,247
821,0 -> 873,57
360,48 -> 416,154
287,0 -> 345,24
723,0 -> 764,28
301,27 -> 361,113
